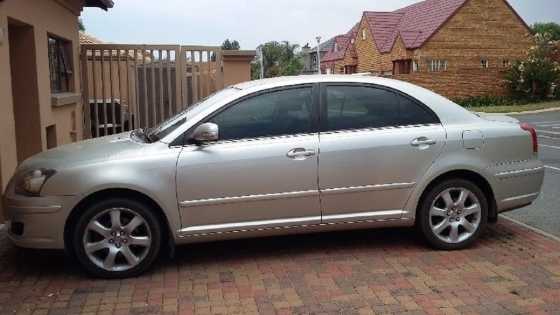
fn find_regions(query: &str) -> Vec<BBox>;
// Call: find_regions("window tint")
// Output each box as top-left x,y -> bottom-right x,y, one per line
325,85 -> 438,131
210,87 -> 314,141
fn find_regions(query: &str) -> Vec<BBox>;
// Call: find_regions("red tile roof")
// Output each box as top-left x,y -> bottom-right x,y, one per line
322,24 -> 359,63
364,0 -> 469,53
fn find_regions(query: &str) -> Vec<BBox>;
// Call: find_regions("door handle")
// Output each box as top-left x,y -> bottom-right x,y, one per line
411,137 -> 437,147
286,148 -> 316,160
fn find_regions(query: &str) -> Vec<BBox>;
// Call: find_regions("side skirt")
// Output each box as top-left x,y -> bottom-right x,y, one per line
175,211 -> 413,244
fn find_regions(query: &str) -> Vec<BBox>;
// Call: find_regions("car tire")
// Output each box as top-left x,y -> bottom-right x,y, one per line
417,178 -> 488,250
72,198 -> 162,278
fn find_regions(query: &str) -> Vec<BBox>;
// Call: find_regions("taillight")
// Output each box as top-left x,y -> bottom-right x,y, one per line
520,123 -> 538,153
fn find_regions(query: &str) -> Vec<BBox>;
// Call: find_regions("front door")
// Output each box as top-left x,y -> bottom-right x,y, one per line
176,85 -> 321,235
318,83 -> 446,223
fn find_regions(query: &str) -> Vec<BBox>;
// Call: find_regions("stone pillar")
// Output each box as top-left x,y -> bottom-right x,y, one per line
222,50 -> 256,86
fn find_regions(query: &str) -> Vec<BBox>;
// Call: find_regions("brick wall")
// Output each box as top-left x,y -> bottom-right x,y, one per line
409,0 -> 533,73
393,68 -> 507,100
352,0 -> 533,98
355,18 -> 393,74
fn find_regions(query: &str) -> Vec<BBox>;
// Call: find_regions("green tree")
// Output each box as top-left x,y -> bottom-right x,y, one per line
505,33 -> 560,98
78,18 -> 85,31
221,39 -> 240,50
251,41 -> 303,79
532,22 -> 560,41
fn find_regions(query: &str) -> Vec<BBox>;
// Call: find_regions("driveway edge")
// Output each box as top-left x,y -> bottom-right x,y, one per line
500,107 -> 560,116
500,214 -> 560,242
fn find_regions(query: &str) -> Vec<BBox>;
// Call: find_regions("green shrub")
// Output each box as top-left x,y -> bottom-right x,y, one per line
505,33 -> 560,99
454,96 -> 529,108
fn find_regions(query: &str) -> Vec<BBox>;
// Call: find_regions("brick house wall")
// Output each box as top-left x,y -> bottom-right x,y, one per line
393,69 -> 506,99
396,0 -> 533,98
409,0 -> 532,72
355,18 -> 393,74
336,0 -> 533,99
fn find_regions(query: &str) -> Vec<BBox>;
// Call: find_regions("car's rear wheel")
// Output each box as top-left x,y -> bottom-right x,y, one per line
72,198 -> 161,278
418,179 -> 488,250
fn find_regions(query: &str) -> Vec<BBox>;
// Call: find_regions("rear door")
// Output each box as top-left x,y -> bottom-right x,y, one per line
318,83 -> 446,223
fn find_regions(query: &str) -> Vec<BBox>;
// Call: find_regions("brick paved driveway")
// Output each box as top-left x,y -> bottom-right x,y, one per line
1,220 -> 560,315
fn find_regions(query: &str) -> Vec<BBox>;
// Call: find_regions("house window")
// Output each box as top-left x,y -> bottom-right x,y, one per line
48,35 -> 73,93
334,43 -> 339,52
481,59 -> 489,69
502,59 -> 511,68
428,60 -> 448,72
362,29 -> 367,40
412,60 -> 419,72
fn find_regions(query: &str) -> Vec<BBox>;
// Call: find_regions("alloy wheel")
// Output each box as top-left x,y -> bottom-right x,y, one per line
82,208 -> 152,272
429,187 -> 482,244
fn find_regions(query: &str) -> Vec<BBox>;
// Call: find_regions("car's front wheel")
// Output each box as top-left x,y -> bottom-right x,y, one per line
72,198 -> 161,278
418,178 -> 488,250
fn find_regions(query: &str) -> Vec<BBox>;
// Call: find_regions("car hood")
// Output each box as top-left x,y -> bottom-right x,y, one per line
19,132 -> 153,171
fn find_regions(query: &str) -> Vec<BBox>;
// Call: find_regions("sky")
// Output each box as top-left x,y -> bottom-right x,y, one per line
82,0 -> 560,50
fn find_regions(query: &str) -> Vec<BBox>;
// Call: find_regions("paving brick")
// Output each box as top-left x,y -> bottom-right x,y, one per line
1,220 -> 560,314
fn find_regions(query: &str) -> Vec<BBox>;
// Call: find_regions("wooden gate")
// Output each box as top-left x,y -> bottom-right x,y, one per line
81,44 -> 224,138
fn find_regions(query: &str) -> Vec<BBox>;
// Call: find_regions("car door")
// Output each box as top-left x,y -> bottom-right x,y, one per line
176,85 -> 321,236
318,83 -> 446,223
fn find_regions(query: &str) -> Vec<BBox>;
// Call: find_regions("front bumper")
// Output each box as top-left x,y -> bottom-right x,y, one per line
2,190 -> 76,249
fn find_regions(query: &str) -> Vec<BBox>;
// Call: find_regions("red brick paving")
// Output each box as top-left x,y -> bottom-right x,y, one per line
1,220 -> 560,314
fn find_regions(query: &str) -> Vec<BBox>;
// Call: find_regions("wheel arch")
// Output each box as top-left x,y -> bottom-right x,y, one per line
64,188 -> 173,253
415,169 -> 497,223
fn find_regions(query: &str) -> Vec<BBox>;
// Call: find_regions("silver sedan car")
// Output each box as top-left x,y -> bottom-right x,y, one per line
2,75 -> 544,278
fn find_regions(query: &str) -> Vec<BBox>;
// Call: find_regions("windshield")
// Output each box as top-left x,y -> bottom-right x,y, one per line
144,87 -> 241,142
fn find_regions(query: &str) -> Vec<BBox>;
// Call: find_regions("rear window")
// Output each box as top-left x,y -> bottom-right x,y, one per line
324,85 -> 439,131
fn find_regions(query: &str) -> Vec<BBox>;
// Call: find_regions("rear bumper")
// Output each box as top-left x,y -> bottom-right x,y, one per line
494,165 -> 544,213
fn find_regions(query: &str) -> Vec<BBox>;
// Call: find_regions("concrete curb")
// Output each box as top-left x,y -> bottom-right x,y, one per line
480,107 -> 560,116
500,214 -> 560,243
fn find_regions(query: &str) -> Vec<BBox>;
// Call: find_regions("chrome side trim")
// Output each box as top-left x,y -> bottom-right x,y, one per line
179,216 -> 321,234
175,132 -> 318,148
495,166 -> 544,179
321,183 -> 415,195
319,123 -> 442,136
178,211 -> 408,238
179,189 -> 319,207
5,204 -> 62,214
322,210 -> 406,222
501,192 -> 540,203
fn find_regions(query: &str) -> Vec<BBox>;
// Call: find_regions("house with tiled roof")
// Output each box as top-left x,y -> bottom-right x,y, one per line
321,24 -> 359,74
320,0 -> 533,99
302,37 -> 337,74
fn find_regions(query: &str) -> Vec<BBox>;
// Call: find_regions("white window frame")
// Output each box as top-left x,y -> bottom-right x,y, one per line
481,59 -> 489,69
428,59 -> 448,72
362,29 -> 367,40
412,60 -> 419,72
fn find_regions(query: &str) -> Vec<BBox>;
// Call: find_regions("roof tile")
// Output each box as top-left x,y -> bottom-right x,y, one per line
364,0 -> 468,52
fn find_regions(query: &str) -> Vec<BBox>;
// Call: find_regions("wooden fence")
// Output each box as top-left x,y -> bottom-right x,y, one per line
81,44 -> 224,138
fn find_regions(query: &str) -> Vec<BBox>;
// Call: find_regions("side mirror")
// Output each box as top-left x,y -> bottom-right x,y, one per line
190,122 -> 219,145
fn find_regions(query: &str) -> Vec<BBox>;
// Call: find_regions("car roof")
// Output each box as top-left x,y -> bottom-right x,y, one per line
233,74 -> 392,90
233,75 -> 480,125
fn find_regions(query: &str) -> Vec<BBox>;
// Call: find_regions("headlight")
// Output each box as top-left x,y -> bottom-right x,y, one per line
15,169 -> 56,196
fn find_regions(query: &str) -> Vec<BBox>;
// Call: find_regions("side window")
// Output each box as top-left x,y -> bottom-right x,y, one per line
324,85 -> 438,131
210,87 -> 313,141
